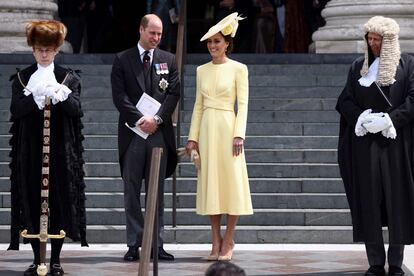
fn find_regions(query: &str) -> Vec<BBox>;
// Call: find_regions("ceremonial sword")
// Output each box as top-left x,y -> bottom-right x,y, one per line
20,75 -> 68,276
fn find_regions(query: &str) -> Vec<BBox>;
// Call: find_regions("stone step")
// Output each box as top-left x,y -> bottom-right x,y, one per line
0,64 -> 348,81
0,135 -> 340,151
0,148 -> 339,163
0,98 -> 339,113
0,208 -> 351,226
0,192 -> 348,209
184,86 -> 342,99
178,163 -> 340,178
185,53 -> 360,65
181,111 -> 340,123
0,177 -> 345,193
182,98 -> 337,111
0,225 -> 357,243
179,136 -> 338,150
0,75 -> 346,94
0,84 -> 344,101
0,98 -> 338,112
0,100 -> 9,110
180,122 -> 340,136
0,135 -> 340,150
81,98 -> 116,110
184,64 -> 349,76
0,162 -> 340,178
184,75 -> 346,88
76,149 -> 336,163
0,110 -> 341,123
0,122 -> 340,136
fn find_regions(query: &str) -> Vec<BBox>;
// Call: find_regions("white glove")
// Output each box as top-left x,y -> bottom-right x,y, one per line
362,113 -> 392,134
52,84 -> 72,104
381,113 -> 397,139
25,82 -> 48,97
44,84 -> 72,105
33,95 -> 46,110
355,109 -> 373,136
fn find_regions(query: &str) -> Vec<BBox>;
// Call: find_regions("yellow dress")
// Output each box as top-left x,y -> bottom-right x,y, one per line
188,59 -> 253,215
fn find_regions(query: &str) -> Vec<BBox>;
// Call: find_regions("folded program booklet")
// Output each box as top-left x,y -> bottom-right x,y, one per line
125,93 -> 161,139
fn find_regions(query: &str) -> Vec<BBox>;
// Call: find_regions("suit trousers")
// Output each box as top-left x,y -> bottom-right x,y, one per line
365,243 -> 404,267
122,130 -> 167,248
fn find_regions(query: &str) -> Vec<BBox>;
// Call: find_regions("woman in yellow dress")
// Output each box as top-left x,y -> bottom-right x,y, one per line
185,12 -> 253,261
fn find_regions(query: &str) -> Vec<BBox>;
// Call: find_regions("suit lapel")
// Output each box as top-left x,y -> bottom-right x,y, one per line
151,49 -> 161,96
128,47 -> 146,92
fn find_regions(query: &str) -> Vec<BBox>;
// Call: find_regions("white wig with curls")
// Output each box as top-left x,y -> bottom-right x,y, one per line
360,16 -> 401,86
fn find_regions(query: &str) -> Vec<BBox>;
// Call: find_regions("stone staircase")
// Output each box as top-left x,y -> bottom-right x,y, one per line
0,53 -> 359,244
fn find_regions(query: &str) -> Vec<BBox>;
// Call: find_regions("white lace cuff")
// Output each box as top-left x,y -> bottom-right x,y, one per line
381,113 -> 397,139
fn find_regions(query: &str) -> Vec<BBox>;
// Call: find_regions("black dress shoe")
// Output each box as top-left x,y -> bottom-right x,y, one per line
154,247 -> 174,261
50,263 -> 64,276
364,265 -> 385,276
389,266 -> 405,276
23,264 -> 38,276
124,246 -> 139,261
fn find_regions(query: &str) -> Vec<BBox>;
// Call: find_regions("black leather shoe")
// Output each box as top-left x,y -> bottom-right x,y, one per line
152,247 -> 174,261
23,264 -> 37,276
364,265 -> 385,276
123,246 -> 139,261
50,263 -> 64,276
389,266 -> 405,276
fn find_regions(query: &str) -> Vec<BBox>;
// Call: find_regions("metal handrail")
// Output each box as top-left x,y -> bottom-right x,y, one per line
172,0 -> 186,228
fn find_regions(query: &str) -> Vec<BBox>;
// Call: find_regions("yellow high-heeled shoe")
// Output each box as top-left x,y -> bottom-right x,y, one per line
207,240 -> 222,261
218,240 -> 234,261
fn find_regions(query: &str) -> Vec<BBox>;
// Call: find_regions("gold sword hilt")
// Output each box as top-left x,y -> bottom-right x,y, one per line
21,229 -> 66,242
20,229 -> 65,276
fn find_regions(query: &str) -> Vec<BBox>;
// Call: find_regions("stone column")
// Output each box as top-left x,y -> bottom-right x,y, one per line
0,0 -> 71,53
312,0 -> 414,53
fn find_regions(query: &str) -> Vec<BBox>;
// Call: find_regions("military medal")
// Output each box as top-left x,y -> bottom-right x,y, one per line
159,78 -> 169,92
160,63 -> 169,74
155,63 -> 161,75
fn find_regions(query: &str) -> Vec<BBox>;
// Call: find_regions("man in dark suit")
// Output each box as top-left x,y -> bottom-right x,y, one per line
111,14 -> 180,261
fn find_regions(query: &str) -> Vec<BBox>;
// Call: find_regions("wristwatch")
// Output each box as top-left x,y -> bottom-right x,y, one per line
154,115 -> 163,125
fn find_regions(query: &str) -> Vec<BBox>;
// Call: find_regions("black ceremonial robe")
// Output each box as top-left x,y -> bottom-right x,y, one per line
336,54 -> 414,244
8,64 -> 87,250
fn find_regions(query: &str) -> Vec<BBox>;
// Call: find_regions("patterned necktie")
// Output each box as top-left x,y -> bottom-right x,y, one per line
143,50 -> 150,71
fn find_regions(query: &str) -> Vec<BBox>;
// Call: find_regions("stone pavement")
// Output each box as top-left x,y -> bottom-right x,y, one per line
0,244 -> 413,276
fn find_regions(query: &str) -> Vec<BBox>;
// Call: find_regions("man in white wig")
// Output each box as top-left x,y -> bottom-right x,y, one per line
336,16 -> 414,276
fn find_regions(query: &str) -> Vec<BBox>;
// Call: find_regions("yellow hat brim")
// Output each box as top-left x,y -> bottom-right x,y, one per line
200,12 -> 239,41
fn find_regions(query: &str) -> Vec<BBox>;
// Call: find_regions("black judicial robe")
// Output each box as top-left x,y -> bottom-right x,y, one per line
336,54 -> 414,244
8,64 -> 87,250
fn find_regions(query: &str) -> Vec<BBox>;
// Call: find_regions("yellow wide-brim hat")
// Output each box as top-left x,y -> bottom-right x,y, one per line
200,12 -> 244,41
